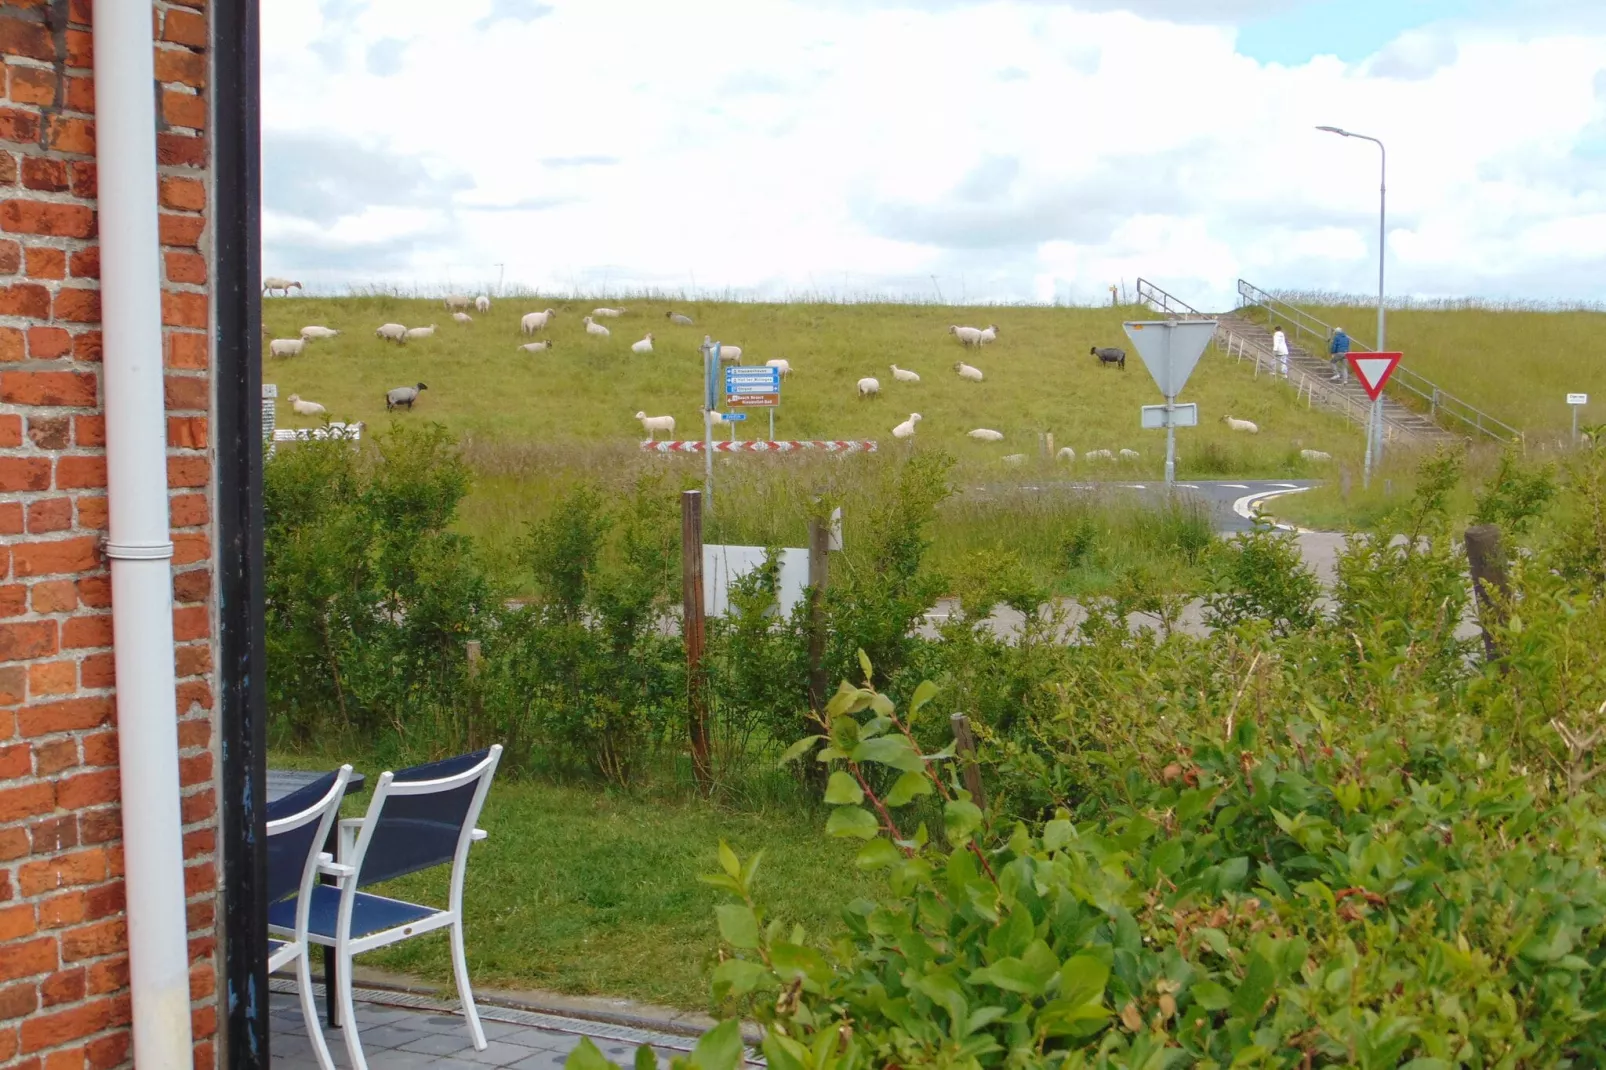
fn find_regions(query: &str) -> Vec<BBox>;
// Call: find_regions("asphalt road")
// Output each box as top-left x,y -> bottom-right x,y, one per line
981,479 -> 1319,533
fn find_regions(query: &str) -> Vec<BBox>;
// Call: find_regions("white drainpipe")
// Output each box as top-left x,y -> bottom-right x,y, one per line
93,1 -> 196,1066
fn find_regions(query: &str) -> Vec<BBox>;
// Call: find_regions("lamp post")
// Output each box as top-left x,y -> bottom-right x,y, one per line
1317,125 -> 1387,476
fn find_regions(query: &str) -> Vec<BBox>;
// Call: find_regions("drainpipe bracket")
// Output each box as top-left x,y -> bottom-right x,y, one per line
105,541 -> 175,561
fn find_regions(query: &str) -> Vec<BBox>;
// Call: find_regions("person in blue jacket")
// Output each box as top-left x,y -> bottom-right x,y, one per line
1328,327 -> 1351,381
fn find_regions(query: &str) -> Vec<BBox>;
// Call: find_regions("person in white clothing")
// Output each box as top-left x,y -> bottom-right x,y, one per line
1272,326 -> 1290,378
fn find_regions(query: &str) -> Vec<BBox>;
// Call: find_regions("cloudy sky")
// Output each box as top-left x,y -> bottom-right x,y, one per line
261,0 -> 1606,308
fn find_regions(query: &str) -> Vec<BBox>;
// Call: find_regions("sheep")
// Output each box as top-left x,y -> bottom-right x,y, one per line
1300,449 -> 1333,462
1056,446 -> 1076,463
949,325 -> 984,347
1002,454 -> 1026,465
765,358 -> 792,377
405,325 -> 438,340
719,345 -> 743,363
666,311 -> 695,326
583,316 -> 611,338
1085,449 -> 1115,462
592,307 -> 627,317
444,294 -> 473,312
978,324 -> 1000,345
1091,346 -> 1126,370
857,377 -> 881,399
635,411 -> 675,439
1221,416 -> 1259,434
632,333 -> 655,354
517,341 -> 554,353
1119,448 -> 1141,461
475,295 -> 491,313
892,413 -> 922,439
967,429 -> 1004,442
890,364 -> 919,383
300,325 -> 341,341
287,394 -> 326,416
268,338 -> 306,358
521,309 -> 557,334
954,361 -> 984,382
262,277 -> 302,297
385,383 -> 428,411
375,323 -> 408,343
452,312 -> 473,325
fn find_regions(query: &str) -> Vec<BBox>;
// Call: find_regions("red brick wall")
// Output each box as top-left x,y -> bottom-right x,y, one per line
0,2 -> 218,1069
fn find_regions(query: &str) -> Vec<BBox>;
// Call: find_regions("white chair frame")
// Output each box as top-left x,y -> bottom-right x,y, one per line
265,764 -> 352,1070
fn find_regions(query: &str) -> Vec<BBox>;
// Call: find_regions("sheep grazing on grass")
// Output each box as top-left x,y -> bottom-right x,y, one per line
405,325 -> 437,340
268,338 -> 306,358
444,294 -> 472,312
1300,448 -> 1333,462
1002,454 -> 1026,465
583,316 -> 611,338
949,325 -> 984,346
954,361 -> 984,382
635,411 -> 675,439
1085,448 -> 1114,462
452,312 -> 473,325
857,377 -> 881,399
1119,448 -> 1141,461
1091,346 -> 1126,369
892,413 -> 921,439
666,311 -> 694,325
287,394 -> 325,416
968,429 -> 1004,442
521,309 -> 556,334
592,307 -> 626,317
978,324 -> 1000,345
386,383 -> 427,411
890,364 -> 919,383
375,323 -> 408,343
517,341 -> 554,353
765,358 -> 792,377
632,334 -> 654,354
718,345 -> 743,363
1222,416 -> 1259,434
262,277 -> 301,297
475,295 -> 491,313
300,325 -> 340,341
1056,446 -> 1076,463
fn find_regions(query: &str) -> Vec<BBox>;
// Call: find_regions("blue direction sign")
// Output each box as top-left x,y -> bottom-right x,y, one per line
720,412 -> 747,422
726,365 -> 780,408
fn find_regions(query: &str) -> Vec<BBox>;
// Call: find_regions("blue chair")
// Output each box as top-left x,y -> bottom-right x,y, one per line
265,765 -> 352,1070
270,746 -> 502,1070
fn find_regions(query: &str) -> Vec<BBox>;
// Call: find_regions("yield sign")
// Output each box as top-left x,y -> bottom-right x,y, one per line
1346,352 -> 1403,401
1122,320 -> 1218,399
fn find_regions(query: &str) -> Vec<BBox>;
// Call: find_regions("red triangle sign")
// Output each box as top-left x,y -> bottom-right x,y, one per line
1346,351 -> 1403,401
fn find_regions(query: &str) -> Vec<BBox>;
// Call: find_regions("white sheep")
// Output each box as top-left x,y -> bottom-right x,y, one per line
632,333 -> 654,354
517,341 -> 554,353
521,309 -> 556,334
262,277 -> 302,297
299,325 -> 340,341
857,377 -> 881,399
1085,449 -> 1115,462
375,323 -> 408,343
954,361 -> 984,382
444,294 -> 472,312
892,413 -> 922,439
949,325 -> 983,347
287,394 -> 326,416
968,429 -> 1004,442
475,295 -> 491,313
1119,448 -> 1141,461
405,325 -> 438,340
890,364 -> 919,383
1222,416 -> 1259,434
765,358 -> 792,377
666,311 -> 694,326
593,307 -> 626,317
1300,449 -> 1333,462
978,324 -> 1000,345
584,316 -> 611,338
635,411 -> 675,439
269,338 -> 306,358
1002,454 -> 1026,465
719,345 -> 743,363
452,312 -> 473,325
1056,446 -> 1076,464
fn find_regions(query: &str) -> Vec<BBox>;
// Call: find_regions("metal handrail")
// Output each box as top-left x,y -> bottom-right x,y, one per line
1136,278 -> 1209,319
1236,279 -> 1523,444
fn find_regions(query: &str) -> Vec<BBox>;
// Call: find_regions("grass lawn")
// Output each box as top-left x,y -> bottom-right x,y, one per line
272,755 -> 874,1010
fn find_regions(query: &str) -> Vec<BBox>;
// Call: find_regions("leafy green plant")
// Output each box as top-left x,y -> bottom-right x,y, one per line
1204,521 -> 1321,636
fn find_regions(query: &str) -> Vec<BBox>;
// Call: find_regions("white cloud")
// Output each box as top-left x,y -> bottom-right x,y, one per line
260,0 -> 1606,307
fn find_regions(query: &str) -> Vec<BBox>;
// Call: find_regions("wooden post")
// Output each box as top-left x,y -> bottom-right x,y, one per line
465,640 -> 483,747
1044,432 -> 1054,462
807,517 -> 829,719
1464,524 -> 1509,666
950,713 -> 985,809
682,491 -> 713,793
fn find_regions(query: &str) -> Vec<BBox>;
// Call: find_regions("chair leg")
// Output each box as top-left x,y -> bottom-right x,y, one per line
295,951 -> 338,1070
449,915 -> 487,1050
336,944 -> 369,1070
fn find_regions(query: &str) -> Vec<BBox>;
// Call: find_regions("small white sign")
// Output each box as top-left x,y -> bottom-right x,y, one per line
1141,402 -> 1199,430
261,383 -> 278,398
1568,393 -> 1588,406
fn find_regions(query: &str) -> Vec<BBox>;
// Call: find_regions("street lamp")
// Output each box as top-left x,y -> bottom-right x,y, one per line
1317,124 -> 1388,477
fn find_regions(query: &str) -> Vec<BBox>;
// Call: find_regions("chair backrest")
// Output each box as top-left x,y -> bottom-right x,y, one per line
350,747 -> 502,889
265,767 -> 352,906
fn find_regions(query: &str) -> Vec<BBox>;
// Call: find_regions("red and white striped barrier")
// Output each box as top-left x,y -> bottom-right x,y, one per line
640,440 -> 878,454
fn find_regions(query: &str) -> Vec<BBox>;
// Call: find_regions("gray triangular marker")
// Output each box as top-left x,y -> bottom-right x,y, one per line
1122,320 -> 1218,398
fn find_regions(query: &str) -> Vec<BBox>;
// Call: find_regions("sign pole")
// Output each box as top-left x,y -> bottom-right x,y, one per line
1363,399 -> 1376,490
1573,402 -> 1580,447
769,408 -> 774,442
1164,396 -> 1176,486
